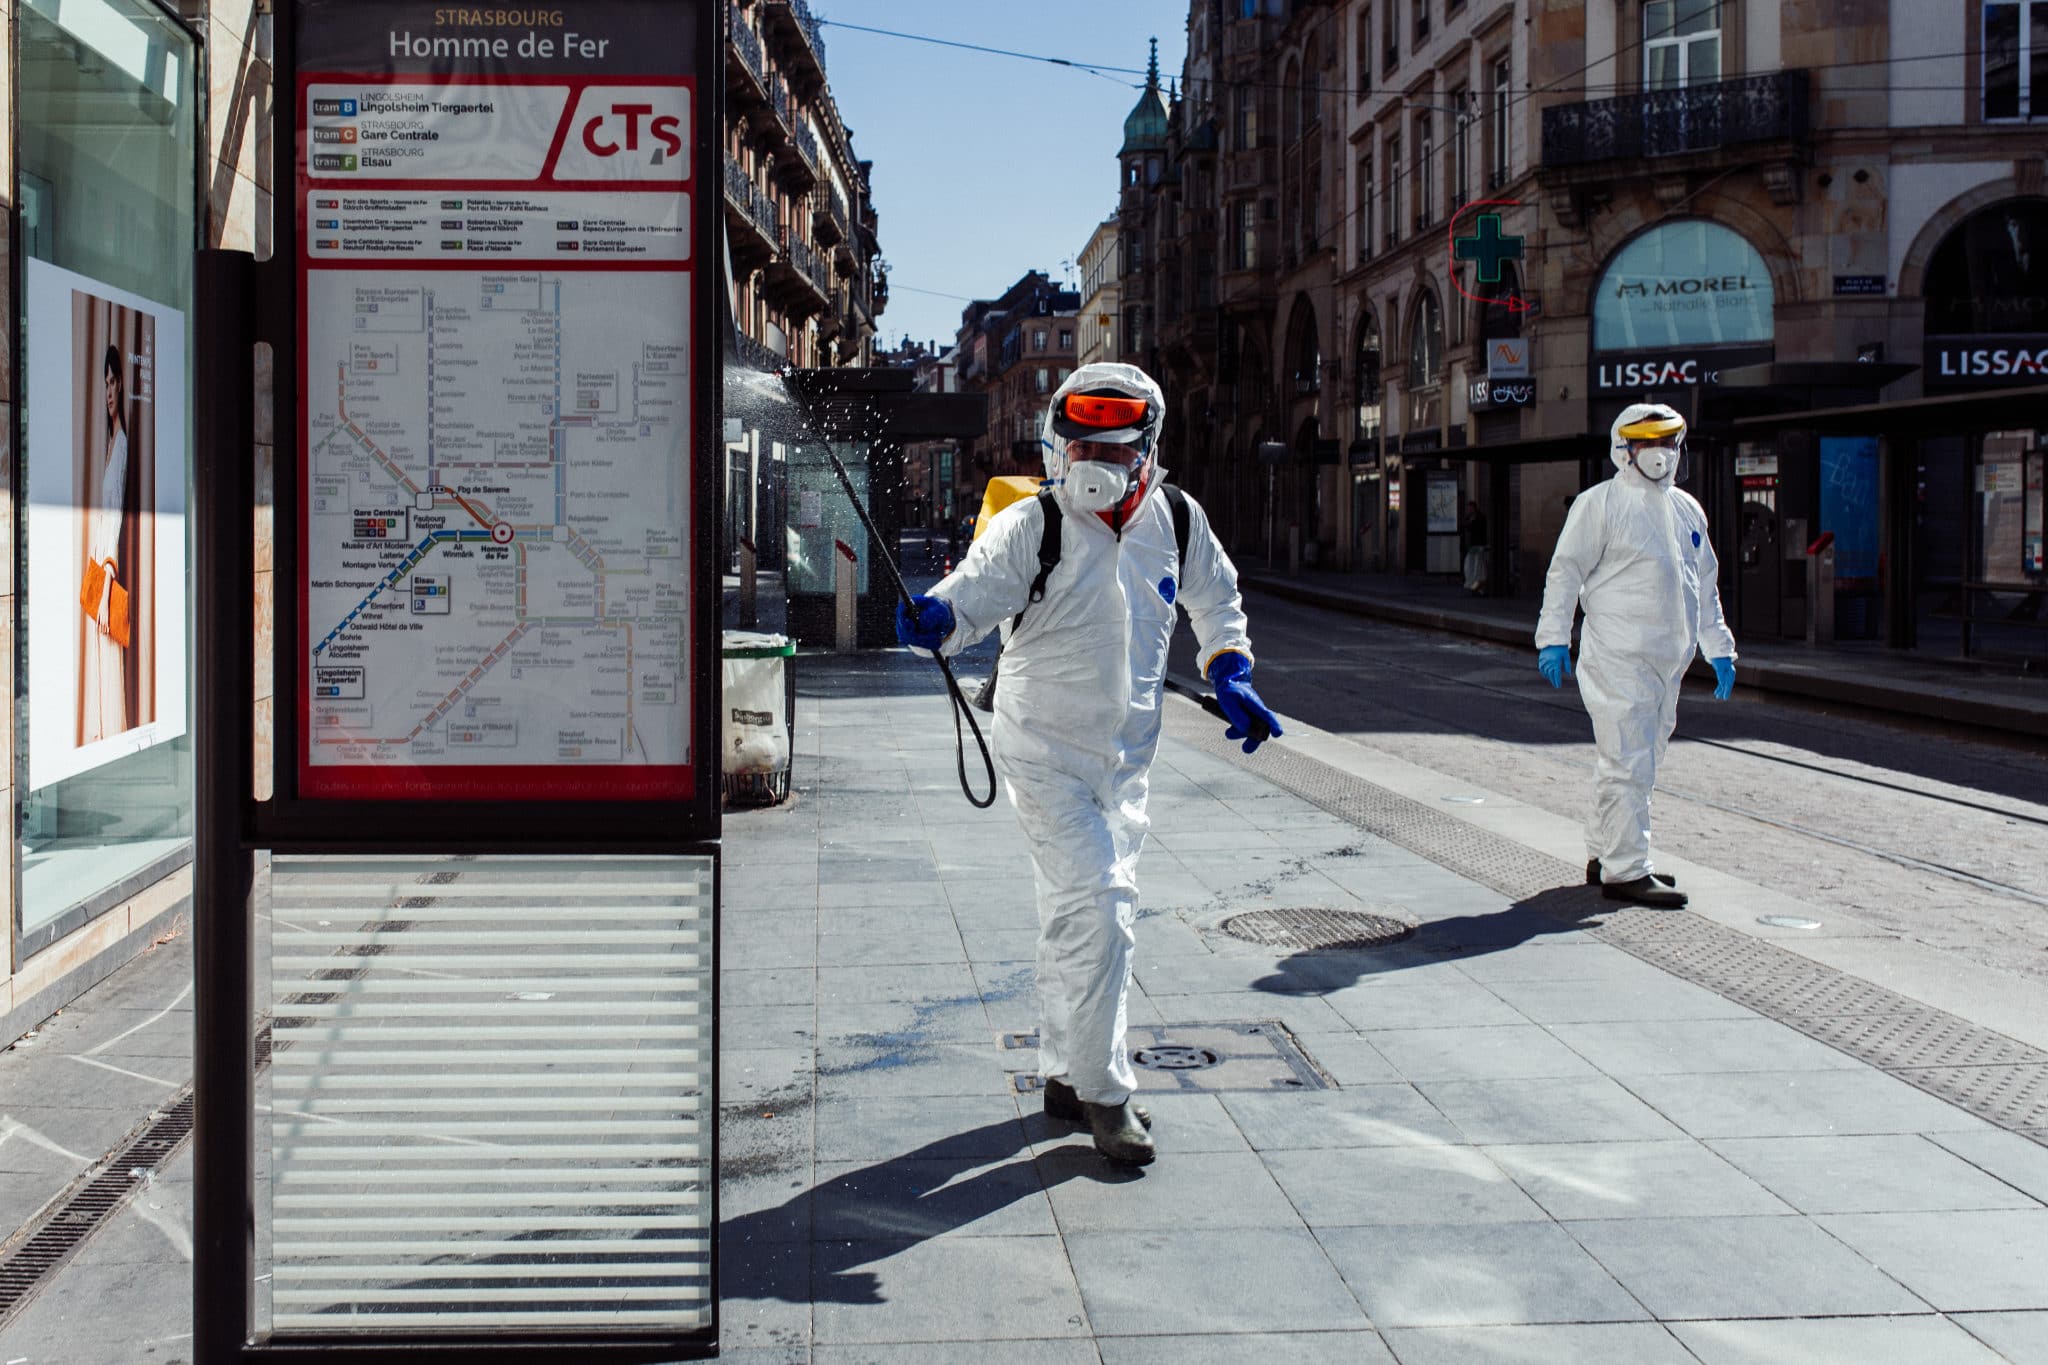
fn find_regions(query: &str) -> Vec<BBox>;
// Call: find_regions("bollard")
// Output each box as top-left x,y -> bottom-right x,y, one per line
739,536 -> 758,629
1806,532 -> 1836,646
834,538 -> 858,651
1288,524 -> 1301,576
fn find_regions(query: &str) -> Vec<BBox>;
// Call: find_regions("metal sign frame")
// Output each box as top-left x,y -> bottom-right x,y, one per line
194,1 -> 723,1359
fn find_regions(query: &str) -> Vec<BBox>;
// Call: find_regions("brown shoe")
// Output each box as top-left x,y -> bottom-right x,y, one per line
1083,1099 -> 1156,1165
1044,1077 -> 1150,1129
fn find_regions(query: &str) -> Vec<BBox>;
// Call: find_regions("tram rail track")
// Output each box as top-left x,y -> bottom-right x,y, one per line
1218,599 -> 2048,909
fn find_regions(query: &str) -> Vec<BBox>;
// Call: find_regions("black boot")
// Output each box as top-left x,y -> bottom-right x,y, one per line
1601,875 -> 1689,908
1045,1078 -> 1151,1128
1587,859 -> 1675,888
1083,1099 -> 1156,1165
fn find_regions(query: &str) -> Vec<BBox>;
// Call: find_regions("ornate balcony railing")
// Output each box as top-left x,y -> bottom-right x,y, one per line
723,157 -> 779,243
786,237 -> 831,301
789,0 -> 826,70
1542,70 -> 1810,169
728,6 -> 766,87
795,122 -> 820,172
769,81 -> 793,130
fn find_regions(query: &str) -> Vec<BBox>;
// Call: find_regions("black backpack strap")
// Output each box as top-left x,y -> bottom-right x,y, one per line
1011,488 -> 1062,633
1164,483 -> 1191,575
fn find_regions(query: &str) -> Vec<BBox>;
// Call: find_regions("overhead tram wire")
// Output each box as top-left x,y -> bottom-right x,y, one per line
824,14 -> 1976,284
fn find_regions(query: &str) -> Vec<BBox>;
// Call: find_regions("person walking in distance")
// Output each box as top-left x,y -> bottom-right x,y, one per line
1535,403 -> 1737,908
894,362 -> 1282,1164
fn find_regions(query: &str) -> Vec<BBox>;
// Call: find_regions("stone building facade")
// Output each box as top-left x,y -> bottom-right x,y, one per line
1116,0 -> 2048,660
953,272 -> 1080,494
723,0 -> 887,370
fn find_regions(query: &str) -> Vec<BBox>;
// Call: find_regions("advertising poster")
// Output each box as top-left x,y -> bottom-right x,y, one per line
25,260 -> 189,791
294,2 -> 698,800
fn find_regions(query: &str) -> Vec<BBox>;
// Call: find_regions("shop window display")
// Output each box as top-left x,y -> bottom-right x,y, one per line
16,0 -> 199,947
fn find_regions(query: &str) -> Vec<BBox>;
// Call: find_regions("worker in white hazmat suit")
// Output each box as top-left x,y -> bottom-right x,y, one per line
1535,403 -> 1737,909
894,362 -> 1281,1164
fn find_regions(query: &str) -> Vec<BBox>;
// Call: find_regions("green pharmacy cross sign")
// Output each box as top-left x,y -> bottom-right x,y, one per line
1454,212 -> 1523,285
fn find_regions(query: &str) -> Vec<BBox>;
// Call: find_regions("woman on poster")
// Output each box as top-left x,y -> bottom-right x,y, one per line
80,343 -> 131,744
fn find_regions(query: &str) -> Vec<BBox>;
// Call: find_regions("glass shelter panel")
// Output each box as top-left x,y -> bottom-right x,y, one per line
16,0 -> 199,945
257,854 -> 714,1336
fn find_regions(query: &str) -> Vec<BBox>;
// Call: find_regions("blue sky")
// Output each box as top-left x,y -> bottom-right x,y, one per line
817,2 -> 1191,353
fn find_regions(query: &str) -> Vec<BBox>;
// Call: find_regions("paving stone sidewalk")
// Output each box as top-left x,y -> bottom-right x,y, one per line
1,644 -> 2046,1362
719,647 -> 2048,1364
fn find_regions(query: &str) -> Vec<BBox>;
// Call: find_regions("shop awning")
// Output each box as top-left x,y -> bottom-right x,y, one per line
1730,381 -> 2048,434
1435,433 -> 1595,464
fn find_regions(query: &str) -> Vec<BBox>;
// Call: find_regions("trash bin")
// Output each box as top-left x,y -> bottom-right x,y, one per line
721,631 -> 796,807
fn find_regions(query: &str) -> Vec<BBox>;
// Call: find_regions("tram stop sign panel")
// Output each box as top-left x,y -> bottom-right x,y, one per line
235,2 -> 719,1356
295,0 -> 702,804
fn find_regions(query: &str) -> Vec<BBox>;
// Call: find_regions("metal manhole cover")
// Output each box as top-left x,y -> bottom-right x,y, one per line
1133,1045 -> 1221,1071
1220,909 -> 1414,952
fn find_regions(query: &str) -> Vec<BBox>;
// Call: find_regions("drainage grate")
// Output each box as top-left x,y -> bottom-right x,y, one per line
1134,1044 -> 1222,1071
0,1089 -> 195,1327
1005,1021 -> 1329,1094
1162,702 -> 2048,1145
1220,908 -> 1414,952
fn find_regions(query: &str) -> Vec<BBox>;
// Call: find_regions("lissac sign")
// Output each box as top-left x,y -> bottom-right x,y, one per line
1592,346 -> 1773,394
1925,337 -> 2048,388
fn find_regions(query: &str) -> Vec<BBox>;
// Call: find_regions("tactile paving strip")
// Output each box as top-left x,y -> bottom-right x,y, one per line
1162,703 -> 2048,1145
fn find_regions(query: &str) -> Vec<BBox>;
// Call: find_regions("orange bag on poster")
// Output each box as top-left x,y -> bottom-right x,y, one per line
80,558 -> 132,649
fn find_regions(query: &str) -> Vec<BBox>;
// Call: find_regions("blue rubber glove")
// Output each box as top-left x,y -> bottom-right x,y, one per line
1207,652 -> 1283,754
1710,656 -> 1736,700
1538,645 -> 1573,688
894,594 -> 954,654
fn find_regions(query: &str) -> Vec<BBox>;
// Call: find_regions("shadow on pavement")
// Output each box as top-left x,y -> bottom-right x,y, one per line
721,1112 -> 1126,1306
1251,886 -> 1608,996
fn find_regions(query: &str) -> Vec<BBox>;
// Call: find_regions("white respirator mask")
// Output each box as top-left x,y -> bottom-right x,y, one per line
1063,457 -> 1141,512
1631,445 -> 1679,482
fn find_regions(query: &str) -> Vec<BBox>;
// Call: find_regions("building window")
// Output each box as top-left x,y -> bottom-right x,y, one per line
1354,311 -> 1383,440
1301,39 -> 1322,131
1414,0 -> 1431,43
1384,132 -> 1401,245
1490,54 -> 1512,188
1356,7 -> 1373,100
1449,85 -> 1470,210
1125,305 -> 1147,355
1644,0 -> 1722,89
1235,84 -> 1258,150
1407,289 -> 1443,389
1033,329 -> 1048,351
1414,113 -> 1435,229
1382,0 -> 1398,76
1357,153 -> 1375,262
1036,366 -> 1051,394
1234,199 -> 1258,269
1985,0 -> 2048,119
1058,327 -> 1073,349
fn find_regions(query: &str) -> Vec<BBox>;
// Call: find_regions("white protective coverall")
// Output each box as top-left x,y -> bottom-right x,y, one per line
1535,415 -> 1736,884
927,366 -> 1252,1105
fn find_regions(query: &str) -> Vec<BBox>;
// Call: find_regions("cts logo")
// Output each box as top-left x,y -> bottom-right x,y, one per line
582,103 -> 683,162
553,87 -> 690,182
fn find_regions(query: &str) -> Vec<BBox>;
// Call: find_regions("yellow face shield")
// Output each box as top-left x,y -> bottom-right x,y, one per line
1615,414 -> 1687,444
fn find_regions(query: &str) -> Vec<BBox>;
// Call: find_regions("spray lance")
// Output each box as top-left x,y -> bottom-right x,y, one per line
823,450 -> 998,809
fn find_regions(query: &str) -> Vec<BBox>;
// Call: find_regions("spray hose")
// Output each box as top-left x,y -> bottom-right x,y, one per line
823,451 -> 998,809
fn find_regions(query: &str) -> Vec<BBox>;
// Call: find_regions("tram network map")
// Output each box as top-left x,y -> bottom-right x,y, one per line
304,268 -> 691,778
